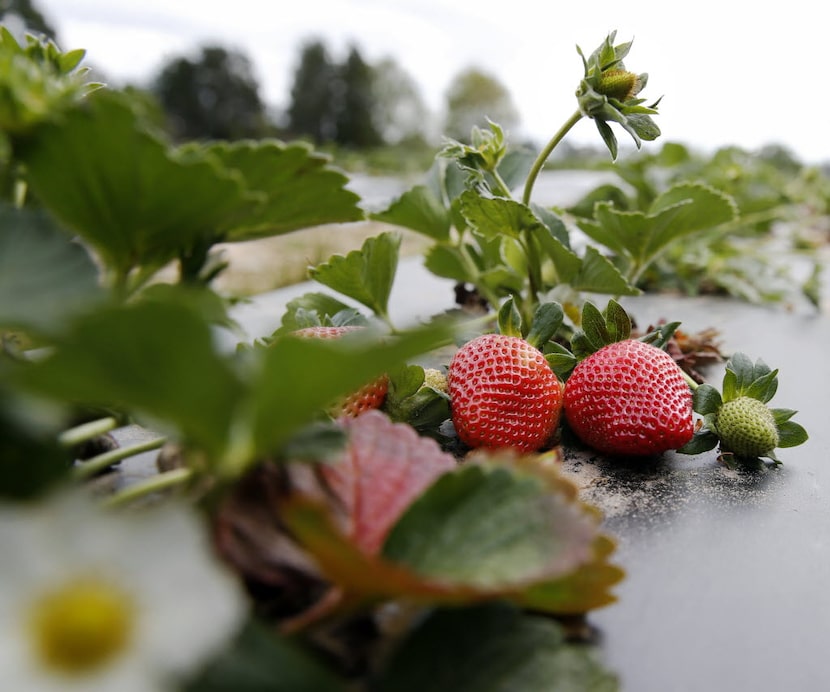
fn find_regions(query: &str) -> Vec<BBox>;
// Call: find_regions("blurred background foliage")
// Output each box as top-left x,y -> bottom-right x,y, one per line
2,0 -> 829,307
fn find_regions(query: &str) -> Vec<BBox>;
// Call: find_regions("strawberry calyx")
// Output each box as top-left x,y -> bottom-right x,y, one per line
677,352 -> 808,465
543,298 -> 680,380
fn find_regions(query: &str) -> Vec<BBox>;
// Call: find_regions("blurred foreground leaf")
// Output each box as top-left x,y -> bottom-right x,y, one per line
14,300 -> 244,456
16,90 -> 364,285
184,619 -> 346,692
371,603 -> 618,692
0,203 -> 103,336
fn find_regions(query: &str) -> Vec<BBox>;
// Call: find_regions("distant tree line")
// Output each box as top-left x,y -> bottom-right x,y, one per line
2,1 -> 521,149
147,38 -> 520,149
0,0 -> 57,41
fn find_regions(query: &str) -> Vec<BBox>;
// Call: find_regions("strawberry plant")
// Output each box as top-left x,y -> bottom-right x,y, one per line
678,353 -> 808,465
562,142 -> 825,306
0,24 -> 813,691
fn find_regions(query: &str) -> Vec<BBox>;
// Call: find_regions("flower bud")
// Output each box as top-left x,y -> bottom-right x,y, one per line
595,69 -> 641,101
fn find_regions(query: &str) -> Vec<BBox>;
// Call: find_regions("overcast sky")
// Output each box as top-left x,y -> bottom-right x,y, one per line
28,0 -> 830,164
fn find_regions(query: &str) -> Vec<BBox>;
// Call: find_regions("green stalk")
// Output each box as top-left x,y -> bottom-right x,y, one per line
517,232 -> 543,320
522,109 -> 583,206
73,436 -> 167,479
490,167 -> 514,199
103,467 -> 193,508
59,417 -> 119,448
13,179 -> 27,208
681,369 -> 700,391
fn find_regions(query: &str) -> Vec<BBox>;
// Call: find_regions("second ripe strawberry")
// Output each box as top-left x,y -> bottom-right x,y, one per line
563,339 -> 694,456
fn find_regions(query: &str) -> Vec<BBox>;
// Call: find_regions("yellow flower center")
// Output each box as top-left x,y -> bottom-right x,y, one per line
28,577 -> 135,676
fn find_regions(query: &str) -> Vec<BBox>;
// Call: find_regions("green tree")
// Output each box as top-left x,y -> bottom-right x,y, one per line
152,45 -> 268,142
372,57 -> 431,145
444,67 -> 519,142
334,46 -> 382,148
0,0 -> 57,41
286,39 -> 337,143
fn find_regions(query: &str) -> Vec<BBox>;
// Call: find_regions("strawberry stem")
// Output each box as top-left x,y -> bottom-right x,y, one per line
522,109 -> 583,206
102,467 -> 193,508
680,369 -> 700,391
59,416 -> 119,448
73,436 -> 167,479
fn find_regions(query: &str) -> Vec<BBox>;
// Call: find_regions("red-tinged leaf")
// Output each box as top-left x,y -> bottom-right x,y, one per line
320,411 -> 457,555
514,535 -> 626,614
278,448 -> 624,618
278,494 -> 480,607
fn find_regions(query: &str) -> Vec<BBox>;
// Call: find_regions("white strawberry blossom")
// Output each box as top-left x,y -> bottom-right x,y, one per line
0,491 -> 246,692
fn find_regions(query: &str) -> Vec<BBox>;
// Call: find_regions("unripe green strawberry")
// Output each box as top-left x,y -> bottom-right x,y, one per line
715,396 -> 779,458
564,339 -> 694,456
292,326 -> 388,417
448,333 -> 564,453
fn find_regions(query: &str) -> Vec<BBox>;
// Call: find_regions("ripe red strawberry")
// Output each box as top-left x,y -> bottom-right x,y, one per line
564,339 -> 694,456
448,333 -> 564,453
292,326 -> 388,417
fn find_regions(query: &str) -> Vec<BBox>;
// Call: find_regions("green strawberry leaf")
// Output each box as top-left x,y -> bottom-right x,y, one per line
530,203 -> 571,248
370,184 -> 451,241
16,90 -> 251,278
459,190 -> 538,241
545,343 -> 578,380
567,184 -> 632,219
569,299 -> 633,356
744,368 -> 779,404
580,301 -> 612,351
308,232 -> 401,321
776,420 -> 809,448
15,300 -> 245,458
571,246 -> 640,296
639,321 -> 681,350
576,182 -> 737,281
770,408 -> 798,425
532,223 -> 582,284
383,371 -> 451,436
478,264 -> 525,297
277,292 -> 360,333
423,243 -> 475,283
570,331 -> 596,361
0,203 -> 104,336
723,353 -> 774,401
692,383 -> 723,416
512,532 -> 624,614
386,364 -> 425,400
382,463 -> 598,589
372,603 -> 619,692
0,391 -> 72,501
603,299 -> 632,343
676,429 -> 719,455
200,140 -> 363,241
183,619 -> 348,692
722,353 -> 751,401
497,148 -> 536,190
646,182 -> 738,251
525,301 -> 565,350
497,297 -> 523,337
